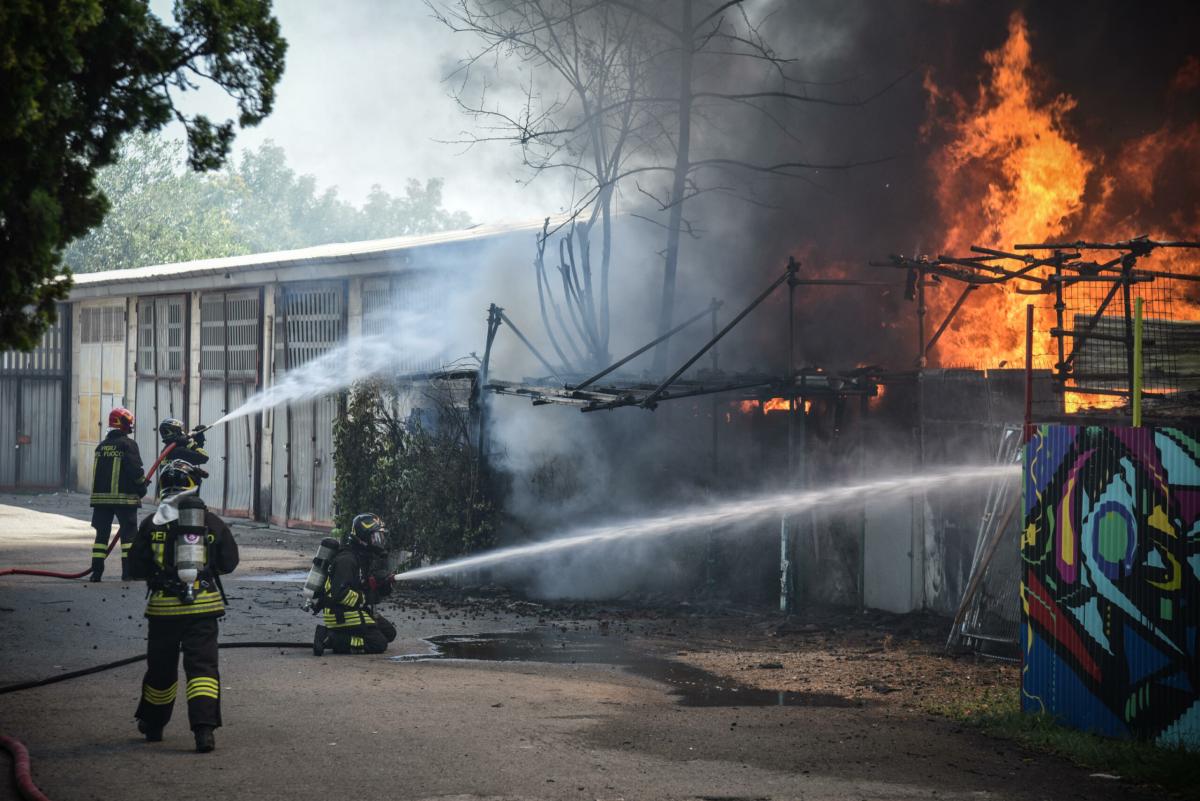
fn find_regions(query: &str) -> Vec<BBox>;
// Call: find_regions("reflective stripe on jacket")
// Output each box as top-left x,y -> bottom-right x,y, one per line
129,510 -> 239,619
321,549 -> 376,629
89,430 -> 145,507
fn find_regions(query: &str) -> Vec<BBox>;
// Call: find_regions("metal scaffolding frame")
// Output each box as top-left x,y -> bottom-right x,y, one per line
872,235 -> 1200,411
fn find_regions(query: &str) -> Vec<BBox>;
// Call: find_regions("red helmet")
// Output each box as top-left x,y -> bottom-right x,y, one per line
108,407 -> 134,433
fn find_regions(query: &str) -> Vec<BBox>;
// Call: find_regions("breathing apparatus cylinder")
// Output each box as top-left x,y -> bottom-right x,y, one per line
174,496 -> 208,604
302,538 -> 341,611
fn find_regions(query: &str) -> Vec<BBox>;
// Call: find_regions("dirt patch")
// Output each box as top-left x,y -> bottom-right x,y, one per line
646,607 -> 1017,715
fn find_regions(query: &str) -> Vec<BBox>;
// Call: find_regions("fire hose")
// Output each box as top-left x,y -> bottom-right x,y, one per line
0,641 -> 311,801
0,442 -> 178,580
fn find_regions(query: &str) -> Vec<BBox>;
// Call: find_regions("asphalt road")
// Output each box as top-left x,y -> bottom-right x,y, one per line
0,492 -> 1159,801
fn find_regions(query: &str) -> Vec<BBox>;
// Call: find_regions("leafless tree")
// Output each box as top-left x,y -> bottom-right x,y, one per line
431,0 -> 902,375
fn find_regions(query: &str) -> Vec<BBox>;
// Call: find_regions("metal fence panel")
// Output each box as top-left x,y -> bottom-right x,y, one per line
0,381 -> 15,485
289,401 -> 315,524
224,382 -> 256,515
134,377 -> 158,465
199,289 -> 260,516
271,413 -> 287,523
278,283 -> 343,526
17,379 -> 63,486
1,311 -> 69,488
136,295 -> 189,479
313,394 -> 337,524
362,273 -> 441,373
198,381 -> 226,509
1023,424 -> 1200,750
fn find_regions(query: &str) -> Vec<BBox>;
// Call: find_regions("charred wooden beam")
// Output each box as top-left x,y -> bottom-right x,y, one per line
569,299 -> 721,392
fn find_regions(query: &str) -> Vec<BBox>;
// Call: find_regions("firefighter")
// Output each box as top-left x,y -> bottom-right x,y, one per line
88,407 -> 148,582
127,460 -> 239,753
156,418 -> 208,497
313,513 -> 397,656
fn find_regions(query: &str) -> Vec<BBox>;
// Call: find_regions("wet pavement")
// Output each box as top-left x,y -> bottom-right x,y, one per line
402,629 -> 858,708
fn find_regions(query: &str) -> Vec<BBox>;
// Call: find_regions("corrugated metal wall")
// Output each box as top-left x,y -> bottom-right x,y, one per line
76,302 -> 126,491
134,296 -> 188,470
1022,424 -> 1200,749
272,283 -> 344,528
199,290 -> 261,517
0,311 -> 69,488
362,273 -> 442,373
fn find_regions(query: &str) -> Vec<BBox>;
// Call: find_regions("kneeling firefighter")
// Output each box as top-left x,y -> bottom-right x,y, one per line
311,513 -> 397,656
127,460 -> 239,752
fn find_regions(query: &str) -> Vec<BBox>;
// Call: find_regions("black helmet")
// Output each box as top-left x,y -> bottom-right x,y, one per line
159,459 -> 203,494
345,513 -> 387,556
159,417 -> 185,442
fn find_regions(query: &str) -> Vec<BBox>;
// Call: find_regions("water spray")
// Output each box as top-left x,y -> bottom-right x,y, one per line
393,465 -> 1019,583
204,327 -> 442,431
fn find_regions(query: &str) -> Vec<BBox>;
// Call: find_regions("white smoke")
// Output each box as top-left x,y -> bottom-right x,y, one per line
209,312 -> 445,429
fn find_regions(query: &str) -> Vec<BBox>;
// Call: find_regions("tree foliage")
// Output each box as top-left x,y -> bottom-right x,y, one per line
333,379 -> 499,569
0,0 -> 287,350
63,134 -> 472,272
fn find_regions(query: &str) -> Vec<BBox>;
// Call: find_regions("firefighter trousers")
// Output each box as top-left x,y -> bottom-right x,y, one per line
135,616 -> 222,731
90,506 -> 138,577
329,613 -> 397,654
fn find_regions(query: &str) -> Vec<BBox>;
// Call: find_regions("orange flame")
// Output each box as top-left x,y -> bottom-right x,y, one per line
924,13 -> 1200,413
736,398 -> 812,415
926,13 -> 1089,369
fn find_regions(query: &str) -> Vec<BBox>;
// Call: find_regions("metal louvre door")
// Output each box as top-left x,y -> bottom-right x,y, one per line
199,290 -> 261,517
276,282 -> 344,528
0,309 -> 70,488
362,273 -> 443,373
135,295 -> 188,470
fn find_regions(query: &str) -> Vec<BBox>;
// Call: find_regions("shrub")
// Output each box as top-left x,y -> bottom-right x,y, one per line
333,376 -> 498,568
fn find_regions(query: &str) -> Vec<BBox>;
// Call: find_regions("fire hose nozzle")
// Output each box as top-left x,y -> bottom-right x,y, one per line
192,424 -> 210,434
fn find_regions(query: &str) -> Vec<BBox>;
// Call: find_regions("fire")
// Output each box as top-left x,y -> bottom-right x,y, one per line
926,13 -> 1089,369
868,383 -> 886,409
924,13 -> 1200,413
736,398 -> 812,415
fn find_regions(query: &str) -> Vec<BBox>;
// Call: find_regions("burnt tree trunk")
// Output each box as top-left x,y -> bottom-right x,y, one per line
652,0 -> 694,376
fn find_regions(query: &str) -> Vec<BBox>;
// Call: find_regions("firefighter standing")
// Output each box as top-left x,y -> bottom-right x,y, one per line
156,418 -> 209,496
313,513 -> 398,656
127,460 -> 239,753
88,407 -> 148,582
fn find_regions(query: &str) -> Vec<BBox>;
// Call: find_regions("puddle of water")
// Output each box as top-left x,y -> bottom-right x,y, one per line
396,629 -> 856,708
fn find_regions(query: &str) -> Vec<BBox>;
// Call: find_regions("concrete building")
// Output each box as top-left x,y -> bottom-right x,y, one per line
0,220 -> 541,528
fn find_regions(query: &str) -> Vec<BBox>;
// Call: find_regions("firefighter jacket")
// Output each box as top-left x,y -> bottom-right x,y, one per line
155,436 -> 210,498
163,435 -> 209,467
321,549 -> 391,629
128,510 -> 239,619
90,429 -> 147,507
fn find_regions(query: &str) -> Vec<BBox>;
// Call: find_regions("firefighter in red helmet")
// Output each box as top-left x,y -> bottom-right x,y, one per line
88,407 -> 148,581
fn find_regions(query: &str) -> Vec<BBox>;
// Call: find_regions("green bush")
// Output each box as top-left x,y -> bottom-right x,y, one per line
333,377 -> 498,569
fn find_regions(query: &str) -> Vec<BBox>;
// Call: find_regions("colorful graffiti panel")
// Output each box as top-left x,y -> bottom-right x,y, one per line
1022,424 -> 1200,749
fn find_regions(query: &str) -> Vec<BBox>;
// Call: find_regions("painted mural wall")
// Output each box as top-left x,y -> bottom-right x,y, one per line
1022,424 -> 1199,748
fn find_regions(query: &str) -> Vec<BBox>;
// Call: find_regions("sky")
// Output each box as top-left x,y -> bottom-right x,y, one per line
163,1 -> 571,224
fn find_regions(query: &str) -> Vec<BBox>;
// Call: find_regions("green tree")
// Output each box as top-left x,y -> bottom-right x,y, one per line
0,0 -> 286,350
62,135 -> 247,270
65,135 -> 473,272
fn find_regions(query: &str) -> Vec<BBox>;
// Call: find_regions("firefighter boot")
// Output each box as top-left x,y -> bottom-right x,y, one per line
137,719 -> 163,742
313,624 -> 328,656
194,726 -> 215,753
120,557 -> 131,582
90,558 -> 104,583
